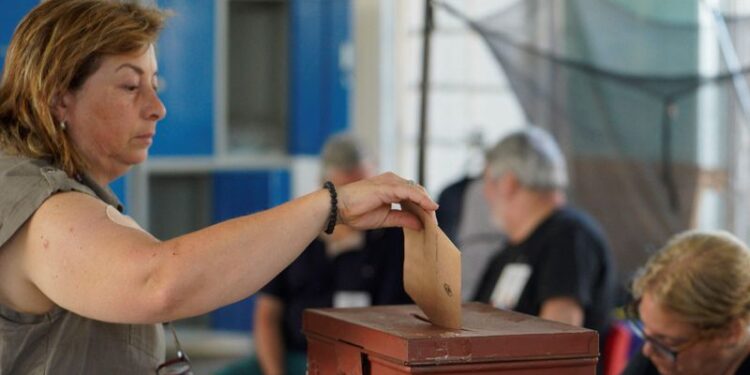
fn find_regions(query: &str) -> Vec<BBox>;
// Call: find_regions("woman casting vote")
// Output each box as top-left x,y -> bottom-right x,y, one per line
0,1 -> 436,373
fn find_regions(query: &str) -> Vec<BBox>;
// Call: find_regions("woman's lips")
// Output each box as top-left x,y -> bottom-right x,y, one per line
134,132 -> 155,145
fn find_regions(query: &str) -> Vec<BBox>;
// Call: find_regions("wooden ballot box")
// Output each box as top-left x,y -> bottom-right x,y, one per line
303,303 -> 598,374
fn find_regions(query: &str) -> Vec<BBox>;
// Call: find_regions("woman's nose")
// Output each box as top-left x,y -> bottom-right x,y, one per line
145,89 -> 167,121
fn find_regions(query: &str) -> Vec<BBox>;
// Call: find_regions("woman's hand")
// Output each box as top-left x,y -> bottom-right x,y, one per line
335,172 -> 437,231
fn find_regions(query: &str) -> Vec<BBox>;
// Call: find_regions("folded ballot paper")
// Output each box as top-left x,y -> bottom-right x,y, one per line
402,202 -> 462,329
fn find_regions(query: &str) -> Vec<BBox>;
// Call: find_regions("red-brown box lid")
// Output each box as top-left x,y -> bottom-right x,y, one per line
303,303 -> 598,366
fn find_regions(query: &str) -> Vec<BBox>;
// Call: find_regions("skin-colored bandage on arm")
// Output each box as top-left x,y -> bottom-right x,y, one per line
105,205 -> 147,232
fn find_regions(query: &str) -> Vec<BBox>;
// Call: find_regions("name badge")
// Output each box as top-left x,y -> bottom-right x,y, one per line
333,291 -> 371,308
490,263 -> 532,310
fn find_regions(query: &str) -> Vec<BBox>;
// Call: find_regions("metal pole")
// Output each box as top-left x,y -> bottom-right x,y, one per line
417,0 -> 434,186
702,1 -> 750,121
700,0 -> 750,240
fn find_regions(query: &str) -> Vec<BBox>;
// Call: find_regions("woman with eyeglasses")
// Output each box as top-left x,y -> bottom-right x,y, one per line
0,1 -> 437,374
622,230 -> 750,375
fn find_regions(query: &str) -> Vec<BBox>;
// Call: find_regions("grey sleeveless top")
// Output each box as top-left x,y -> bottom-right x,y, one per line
0,154 -> 165,374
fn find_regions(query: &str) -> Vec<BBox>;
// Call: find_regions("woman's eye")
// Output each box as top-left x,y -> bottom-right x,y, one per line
122,84 -> 139,92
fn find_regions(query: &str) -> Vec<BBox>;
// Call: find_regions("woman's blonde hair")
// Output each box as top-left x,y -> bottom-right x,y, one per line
633,230 -> 750,330
0,0 -> 167,176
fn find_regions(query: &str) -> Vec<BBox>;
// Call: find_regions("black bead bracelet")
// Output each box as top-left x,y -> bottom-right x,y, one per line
323,181 -> 338,234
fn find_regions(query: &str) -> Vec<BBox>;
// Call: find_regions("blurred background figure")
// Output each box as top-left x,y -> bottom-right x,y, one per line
623,230 -> 750,375
437,186 -> 505,300
473,127 -> 616,364
437,176 -> 505,301
435,130 -> 505,301
219,134 -> 412,375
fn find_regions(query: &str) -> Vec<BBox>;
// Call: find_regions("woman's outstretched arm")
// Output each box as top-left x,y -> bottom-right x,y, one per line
15,172 -> 435,324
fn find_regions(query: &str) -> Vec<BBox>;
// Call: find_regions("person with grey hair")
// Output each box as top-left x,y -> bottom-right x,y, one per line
473,127 -> 615,352
484,126 -> 569,191
319,133 -> 374,184
219,134 -> 412,375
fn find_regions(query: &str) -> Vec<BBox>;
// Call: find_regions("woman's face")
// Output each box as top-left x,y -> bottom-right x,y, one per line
639,292 -> 736,375
59,45 -> 166,184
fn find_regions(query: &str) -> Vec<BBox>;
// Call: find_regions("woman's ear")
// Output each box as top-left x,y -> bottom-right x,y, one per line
722,318 -> 749,347
50,90 -> 74,122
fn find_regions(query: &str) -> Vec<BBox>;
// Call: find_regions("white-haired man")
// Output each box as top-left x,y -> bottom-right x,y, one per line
474,127 -> 615,343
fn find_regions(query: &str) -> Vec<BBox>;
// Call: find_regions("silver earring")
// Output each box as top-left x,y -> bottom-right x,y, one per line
60,121 -> 66,131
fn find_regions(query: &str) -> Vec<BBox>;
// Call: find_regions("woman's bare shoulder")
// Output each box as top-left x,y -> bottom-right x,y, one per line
0,192 -> 105,314
1,191 -> 156,318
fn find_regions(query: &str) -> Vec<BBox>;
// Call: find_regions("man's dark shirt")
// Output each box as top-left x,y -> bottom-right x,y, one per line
474,206 -> 615,336
260,228 -> 411,351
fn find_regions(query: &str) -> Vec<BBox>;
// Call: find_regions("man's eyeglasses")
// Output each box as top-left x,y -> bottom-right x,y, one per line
156,322 -> 193,375
625,300 -> 700,363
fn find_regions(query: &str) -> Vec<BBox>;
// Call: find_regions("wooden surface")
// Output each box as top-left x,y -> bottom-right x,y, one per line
303,303 -> 598,374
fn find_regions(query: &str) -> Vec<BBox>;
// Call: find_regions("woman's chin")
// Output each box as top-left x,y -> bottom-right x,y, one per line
128,150 -> 150,165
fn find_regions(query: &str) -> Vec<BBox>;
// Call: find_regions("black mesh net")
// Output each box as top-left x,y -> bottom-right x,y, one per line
436,0 -> 750,288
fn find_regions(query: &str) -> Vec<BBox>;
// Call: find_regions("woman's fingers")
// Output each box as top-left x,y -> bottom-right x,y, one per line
335,172 -> 437,230
381,210 -> 424,231
379,172 -> 438,211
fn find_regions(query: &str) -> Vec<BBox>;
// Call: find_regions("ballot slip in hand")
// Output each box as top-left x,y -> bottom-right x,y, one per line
402,202 -> 462,329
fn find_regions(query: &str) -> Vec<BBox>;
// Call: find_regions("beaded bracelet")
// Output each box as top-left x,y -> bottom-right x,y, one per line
323,181 -> 338,234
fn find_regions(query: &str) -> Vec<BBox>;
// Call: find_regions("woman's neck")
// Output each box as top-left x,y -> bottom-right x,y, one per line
722,340 -> 750,375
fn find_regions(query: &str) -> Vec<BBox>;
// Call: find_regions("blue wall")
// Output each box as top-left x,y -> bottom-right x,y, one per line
152,0 -> 215,156
289,0 -> 351,155
209,170 -> 291,331
0,0 -> 37,72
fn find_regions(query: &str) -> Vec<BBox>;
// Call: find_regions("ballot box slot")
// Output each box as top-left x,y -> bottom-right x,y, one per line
410,313 -> 475,332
